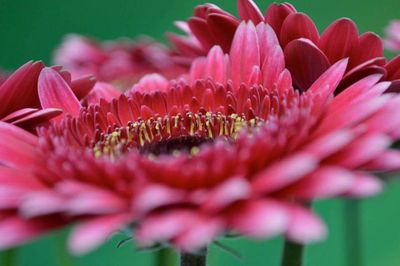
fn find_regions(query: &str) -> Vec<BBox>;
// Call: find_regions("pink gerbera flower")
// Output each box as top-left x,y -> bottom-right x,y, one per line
0,22 -> 399,256
53,34 -> 187,89
169,0 -> 400,92
0,61 -> 121,132
384,20 -> 400,52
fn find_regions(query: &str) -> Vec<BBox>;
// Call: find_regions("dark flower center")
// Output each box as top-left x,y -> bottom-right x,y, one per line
139,135 -> 213,155
93,111 -> 263,159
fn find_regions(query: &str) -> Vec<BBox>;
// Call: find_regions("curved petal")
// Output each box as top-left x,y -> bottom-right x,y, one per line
237,0 -> 264,24
280,13 -> 319,48
230,21 -> 260,87
69,214 -> 130,255
0,61 -> 44,118
207,14 -> 239,53
265,2 -> 297,39
319,18 -> 359,63
38,68 -> 81,120
284,39 -> 330,91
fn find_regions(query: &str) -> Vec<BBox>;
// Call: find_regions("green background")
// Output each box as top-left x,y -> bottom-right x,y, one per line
1,0 -> 400,265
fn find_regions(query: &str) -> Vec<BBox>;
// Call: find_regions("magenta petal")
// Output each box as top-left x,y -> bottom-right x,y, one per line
319,18 -> 359,63
202,178 -> 250,213
282,166 -> 354,199
204,46 -> 229,83
67,189 -> 127,216
188,17 -> 215,51
265,3 -> 297,39
0,61 -> 44,118
230,21 -> 260,87
304,130 -> 354,159
134,185 -> 185,214
256,22 -> 280,64
0,217 -> 55,249
308,58 -> 348,97
69,214 -> 130,255
332,74 -> 383,110
207,14 -> 240,53
284,38 -> 330,91
1,108 -> 39,123
338,65 -> 386,93
70,75 -> 96,100
345,173 -> 383,197
237,0 -> 264,24
20,191 -> 66,218
11,108 -> 62,129
364,150 -> 400,171
131,74 -> 169,94
38,67 -> 81,120
349,32 -> 383,69
136,210 -> 196,248
228,200 -> 289,238
328,133 -> 391,168
252,153 -> 317,194
385,55 -> 400,80
285,204 -> 327,243
280,13 -> 319,48
83,82 -> 121,105
174,217 -> 223,252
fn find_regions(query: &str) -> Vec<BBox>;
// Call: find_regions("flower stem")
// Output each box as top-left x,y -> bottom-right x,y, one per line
55,230 -> 75,266
344,199 -> 362,266
2,248 -> 16,266
155,247 -> 176,266
180,249 -> 207,266
281,240 -> 305,266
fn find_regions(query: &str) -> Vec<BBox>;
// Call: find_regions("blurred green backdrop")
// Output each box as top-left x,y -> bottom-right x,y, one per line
1,0 -> 400,265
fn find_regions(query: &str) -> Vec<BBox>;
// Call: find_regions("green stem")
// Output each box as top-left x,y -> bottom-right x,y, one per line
344,199 -> 362,266
281,240 -> 305,266
180,249 -> 207,266
2,248 -> 16,266
155,247 -> 176,266
55,230 -> 75,266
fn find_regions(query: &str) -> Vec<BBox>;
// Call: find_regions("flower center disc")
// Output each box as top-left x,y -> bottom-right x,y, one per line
93,111 -> 262,159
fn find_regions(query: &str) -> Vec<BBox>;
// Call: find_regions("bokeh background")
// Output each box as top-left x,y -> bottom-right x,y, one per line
1,0 -> 400,265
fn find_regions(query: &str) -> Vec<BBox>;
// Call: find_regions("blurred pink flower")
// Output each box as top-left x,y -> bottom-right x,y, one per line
385,20 -> 400,52
0,22 -> 399,255
53,34 -> 187,89
169,0 -> 400,92
0,70 -> 9,86
0,61 -> 120,132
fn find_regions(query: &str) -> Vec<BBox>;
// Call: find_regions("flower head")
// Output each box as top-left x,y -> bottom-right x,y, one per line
385,20 -> 400,52
53,34 -> 187,89
170,0 -> 400,92
1,22 -> 399,255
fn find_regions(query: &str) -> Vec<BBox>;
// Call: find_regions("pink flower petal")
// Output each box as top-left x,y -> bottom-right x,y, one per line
265,3 -> 297,39
285,204 -> 327,243
319,18 -> 359,63
230,21 -> 260,87
344,173 -> 383,197
174,217 -> 223,252
252,153 -> 317,194
38,67 -> 81,120
280,13 -> 319,48
0,61 -> 44,118
207,14 -> 240,53
69,214 -> 130,255
237,0 -> 264,24
281,166 -> 354,199
284,39 -> 330,91
228,199 -> 289,238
